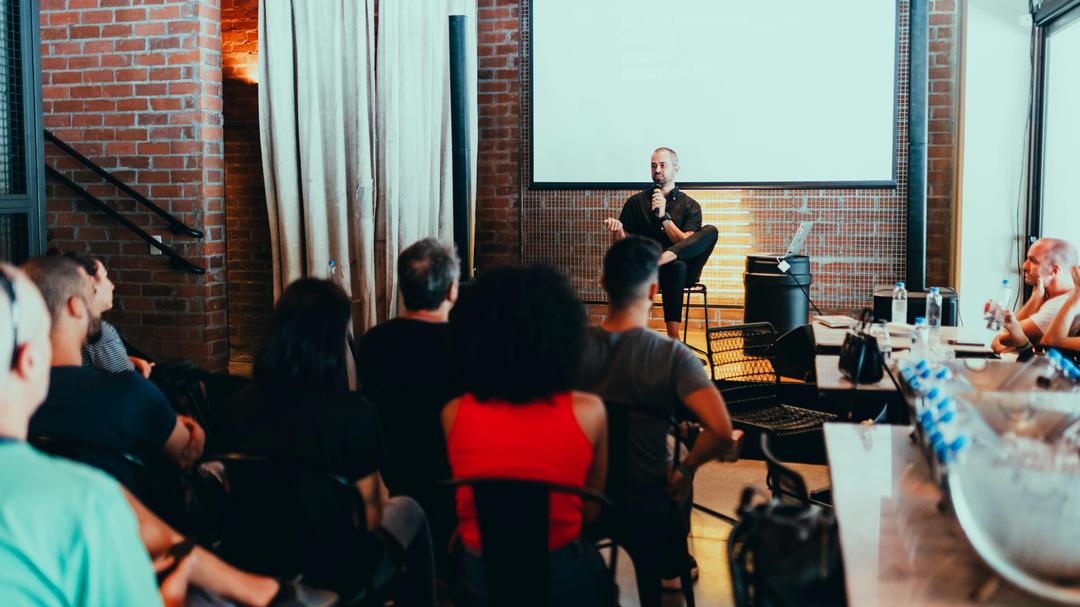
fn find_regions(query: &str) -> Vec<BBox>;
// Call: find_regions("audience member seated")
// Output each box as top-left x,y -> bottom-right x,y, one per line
0,265 -> 314,607
1035,265 -> 1080,353
218,278 -> 435,607
578,236 -> 739,602
356,237 -> 459,569
21,256 -> 204,513
62,251 -> 154,377
443,264 -> 608,607
993,238 -> 1077,353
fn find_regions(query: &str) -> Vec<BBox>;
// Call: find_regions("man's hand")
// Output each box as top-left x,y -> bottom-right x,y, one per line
719,429 -> 745,462
130,356 -> 154,378
666,464 -> 693,503
603,217 -> 623,233
1002,310 -> 1028,346
177,415 -> 205,470
1030,277 -> 1046,307
1072,265 -> 1080,289
651,190 -> 667,218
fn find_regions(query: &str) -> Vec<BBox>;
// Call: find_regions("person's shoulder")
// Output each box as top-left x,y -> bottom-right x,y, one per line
5,445 -> 124,500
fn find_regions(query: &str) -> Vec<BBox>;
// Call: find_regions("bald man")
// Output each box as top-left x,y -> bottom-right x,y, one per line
993,238 -> 1078,353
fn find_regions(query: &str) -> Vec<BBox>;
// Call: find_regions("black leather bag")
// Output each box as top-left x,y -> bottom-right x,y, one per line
728,487 -> 846,607
838,308 -> 884,384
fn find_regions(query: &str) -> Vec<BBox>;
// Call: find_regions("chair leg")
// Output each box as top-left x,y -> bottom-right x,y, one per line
681,567 -> 696,607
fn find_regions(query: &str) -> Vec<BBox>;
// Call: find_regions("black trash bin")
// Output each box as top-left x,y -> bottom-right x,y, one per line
743,254 -> 811,336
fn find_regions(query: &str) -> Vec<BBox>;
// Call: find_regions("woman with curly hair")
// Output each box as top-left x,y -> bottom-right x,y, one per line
442,264 -> 608,606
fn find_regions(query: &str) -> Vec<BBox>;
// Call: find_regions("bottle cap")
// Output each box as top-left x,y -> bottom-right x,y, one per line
916,359 -> 929,370
328,259 -> 336,267
950,435 -> 969,452
935,367 -> 952,381
915,316 -> 927,325
1001,278 -> 1010,285
930,287 -> 939,294
936,397 -> 954,411
896,281 -> 905,288
938,409 -> 955,423
927,387 -> 940,400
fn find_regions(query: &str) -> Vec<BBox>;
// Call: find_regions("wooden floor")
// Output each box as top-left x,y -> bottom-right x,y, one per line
607,458 -> 831,607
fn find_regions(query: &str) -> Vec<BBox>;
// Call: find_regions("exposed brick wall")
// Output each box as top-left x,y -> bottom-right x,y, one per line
926,0 -> 959,288
221,0 -> 271,372
474,0 -> 961,325
40,0 -> 228,370
475,0 -> 521,270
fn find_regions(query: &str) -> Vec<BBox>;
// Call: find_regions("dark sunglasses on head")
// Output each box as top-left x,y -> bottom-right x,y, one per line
0,271 -> 20,369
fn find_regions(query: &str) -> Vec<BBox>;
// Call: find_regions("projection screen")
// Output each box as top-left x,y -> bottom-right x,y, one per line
530,0 -> 899,188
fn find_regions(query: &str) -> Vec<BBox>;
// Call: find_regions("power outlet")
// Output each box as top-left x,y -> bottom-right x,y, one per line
150,235 -> 163,255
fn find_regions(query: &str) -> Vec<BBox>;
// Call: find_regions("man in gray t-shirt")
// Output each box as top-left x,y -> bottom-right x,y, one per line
578,236 -> 740,600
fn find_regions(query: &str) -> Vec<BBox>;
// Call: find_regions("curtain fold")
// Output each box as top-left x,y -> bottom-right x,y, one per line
376,0 -> 477,319
258,0 -> 377,332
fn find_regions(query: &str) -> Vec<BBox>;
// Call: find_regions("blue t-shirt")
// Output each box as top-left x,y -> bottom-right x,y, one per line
29,366 -> 177,490
0,442 -> 160,606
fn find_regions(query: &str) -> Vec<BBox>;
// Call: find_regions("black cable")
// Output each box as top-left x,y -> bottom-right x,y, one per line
776,257 -> 823,316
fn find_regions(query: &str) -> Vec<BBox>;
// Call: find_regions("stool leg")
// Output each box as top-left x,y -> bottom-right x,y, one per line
682,287 -> 690,344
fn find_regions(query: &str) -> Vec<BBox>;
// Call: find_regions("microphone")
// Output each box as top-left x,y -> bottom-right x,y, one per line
652,181 -> 663,217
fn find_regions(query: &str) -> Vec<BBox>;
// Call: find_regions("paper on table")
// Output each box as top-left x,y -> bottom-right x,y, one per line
816,315 -> 858,329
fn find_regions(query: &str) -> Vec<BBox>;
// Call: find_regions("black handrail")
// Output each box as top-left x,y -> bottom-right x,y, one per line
43,129 -> 204,238
44,165 -> 205,275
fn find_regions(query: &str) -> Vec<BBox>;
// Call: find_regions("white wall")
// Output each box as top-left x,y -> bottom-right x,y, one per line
1040,15 -> 1080,242
957,0 -> 1031,326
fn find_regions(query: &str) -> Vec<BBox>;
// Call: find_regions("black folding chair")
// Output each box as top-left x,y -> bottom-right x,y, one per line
444,477 -> 615,607
706,322 -> 837,463
760,434 -> 831,509
200,453 -> 398,605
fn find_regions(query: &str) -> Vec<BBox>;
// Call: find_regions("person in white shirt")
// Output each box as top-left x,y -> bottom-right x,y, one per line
994,238 -> 1077,352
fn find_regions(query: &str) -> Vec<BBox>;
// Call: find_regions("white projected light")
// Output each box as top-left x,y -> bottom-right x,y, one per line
531,0 -> 898,187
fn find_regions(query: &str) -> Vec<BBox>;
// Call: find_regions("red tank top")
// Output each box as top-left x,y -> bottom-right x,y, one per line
447,391 -> 594,551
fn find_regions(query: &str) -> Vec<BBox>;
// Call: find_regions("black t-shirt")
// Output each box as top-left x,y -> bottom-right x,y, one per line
217,384 -> 386,592
29,366 -> 178,489
218,384 -> 383,482
355,318 -> 457,497
619,188 -> 703,249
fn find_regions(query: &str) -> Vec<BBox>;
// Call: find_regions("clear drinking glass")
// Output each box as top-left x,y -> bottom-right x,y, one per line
873,320 -> 892,357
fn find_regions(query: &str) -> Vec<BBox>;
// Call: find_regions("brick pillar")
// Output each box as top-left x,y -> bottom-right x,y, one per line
41,0 -> 228,370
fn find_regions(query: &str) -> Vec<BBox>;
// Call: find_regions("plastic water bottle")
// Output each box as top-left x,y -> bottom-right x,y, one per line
912,317 -> 929,361
327,259 -> 345,289
985,278 -> 1012,331
891,281 -> 908,324
927,287 -> 943,346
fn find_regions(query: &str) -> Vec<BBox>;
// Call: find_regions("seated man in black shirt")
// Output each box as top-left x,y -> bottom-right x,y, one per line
21,256 -> 203,497
603,147 -> 718,339
355,237 -> 459,571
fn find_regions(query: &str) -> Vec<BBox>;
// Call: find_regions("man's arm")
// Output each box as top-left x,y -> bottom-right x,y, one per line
123,490 -> 280,606
603,218 -> 628,241
1016,278 -> 1046,321
992,310 -> 1044,353
661,219 -> 693,244
1042,275 -> 1080,351
667,386 -> 742,501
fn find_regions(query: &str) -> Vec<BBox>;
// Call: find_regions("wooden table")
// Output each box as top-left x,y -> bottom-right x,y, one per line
825,423 -> 1056,606
812,322 -> 996,357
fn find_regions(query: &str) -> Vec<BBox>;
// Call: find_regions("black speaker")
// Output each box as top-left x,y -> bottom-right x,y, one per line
872,286 -> 957,326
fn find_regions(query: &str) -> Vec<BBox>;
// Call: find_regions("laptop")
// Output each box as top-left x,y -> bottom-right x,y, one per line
784,221 -> 814,257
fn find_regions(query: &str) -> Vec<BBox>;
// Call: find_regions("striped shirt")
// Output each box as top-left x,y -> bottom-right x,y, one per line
82,321 -> 136,374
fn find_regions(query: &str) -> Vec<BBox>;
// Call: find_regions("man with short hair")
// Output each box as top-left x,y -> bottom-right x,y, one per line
578,236 -> 741,603
603,147 -> 719,338
63,251 -> 153,377
355,238 -> 460,572
21,255 -> 204,494
993,238 -> 1078,352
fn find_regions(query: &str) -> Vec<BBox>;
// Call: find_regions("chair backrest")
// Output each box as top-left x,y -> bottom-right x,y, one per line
759,433 -> 811,507
601,400 -> 685,510
30,434 -> 157,502
201,452 -> 379,595
444,477 -> 610,607
706,323 -> 781,412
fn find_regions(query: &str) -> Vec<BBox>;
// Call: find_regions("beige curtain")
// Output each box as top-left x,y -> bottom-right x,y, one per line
258,0 -> 378,332
376,0 -> 477,319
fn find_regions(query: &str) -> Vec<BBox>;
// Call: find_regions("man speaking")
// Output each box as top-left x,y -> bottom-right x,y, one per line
603,147 -> 718,339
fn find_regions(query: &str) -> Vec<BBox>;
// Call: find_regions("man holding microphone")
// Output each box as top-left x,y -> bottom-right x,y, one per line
604,147 -> 718,339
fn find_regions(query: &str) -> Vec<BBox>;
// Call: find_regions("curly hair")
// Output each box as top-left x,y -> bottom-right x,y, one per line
450,264 -> 586,404
254,278 -> 351,393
